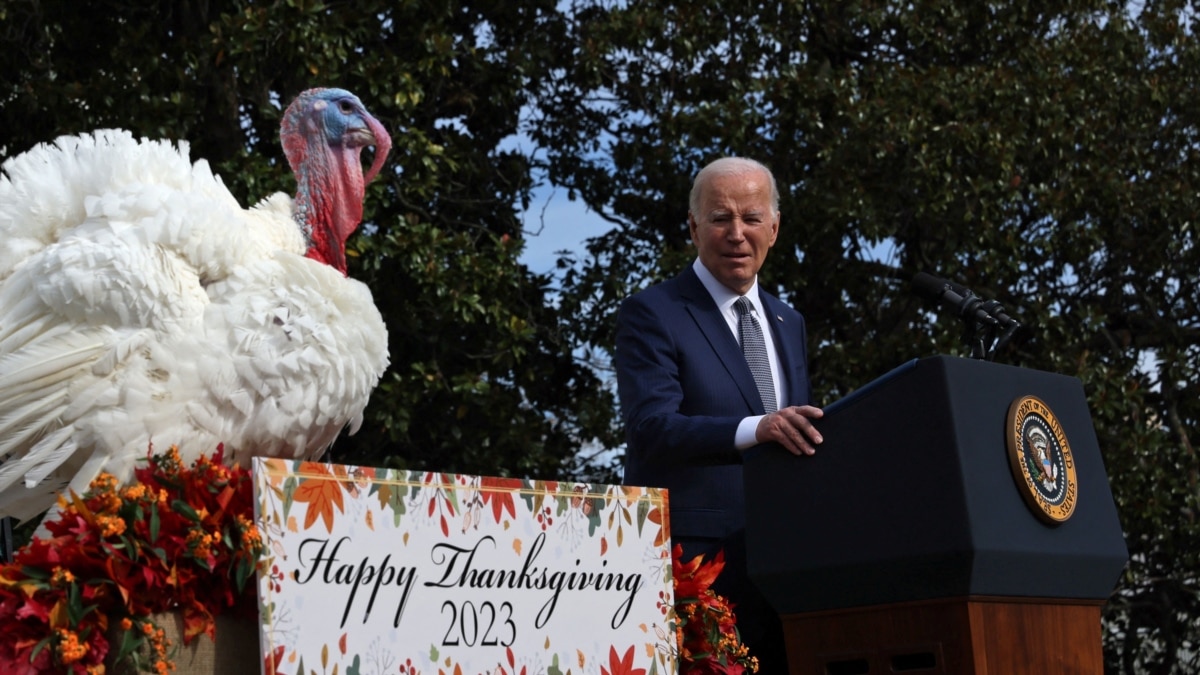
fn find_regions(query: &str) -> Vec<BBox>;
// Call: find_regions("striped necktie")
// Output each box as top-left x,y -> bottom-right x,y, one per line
735,296 -> 777,413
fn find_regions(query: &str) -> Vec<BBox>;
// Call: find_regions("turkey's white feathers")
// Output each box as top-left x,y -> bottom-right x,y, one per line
0,128 -> 389,522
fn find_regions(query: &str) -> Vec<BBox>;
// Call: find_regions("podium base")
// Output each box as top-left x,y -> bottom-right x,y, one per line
781,596 -> 1104,674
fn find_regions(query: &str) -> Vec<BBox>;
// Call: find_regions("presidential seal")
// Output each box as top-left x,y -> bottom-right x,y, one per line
1006,395 -> 1078,524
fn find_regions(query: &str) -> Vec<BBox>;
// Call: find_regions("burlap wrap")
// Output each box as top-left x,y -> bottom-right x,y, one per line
106,612 -> 260,674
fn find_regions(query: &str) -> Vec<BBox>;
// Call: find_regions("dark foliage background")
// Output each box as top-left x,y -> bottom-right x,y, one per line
2,1 -> 1196,671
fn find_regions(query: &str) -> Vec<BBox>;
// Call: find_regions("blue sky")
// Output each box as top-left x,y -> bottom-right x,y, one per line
516,186 -> 613,274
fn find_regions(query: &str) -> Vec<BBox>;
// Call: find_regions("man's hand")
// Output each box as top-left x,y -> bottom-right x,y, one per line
755,405 -> 824,456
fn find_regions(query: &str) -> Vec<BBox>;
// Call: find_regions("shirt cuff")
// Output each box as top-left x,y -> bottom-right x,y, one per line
735,415 -> 766,450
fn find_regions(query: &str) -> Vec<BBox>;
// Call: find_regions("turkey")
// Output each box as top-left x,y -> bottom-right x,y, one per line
0,87 -> 392,523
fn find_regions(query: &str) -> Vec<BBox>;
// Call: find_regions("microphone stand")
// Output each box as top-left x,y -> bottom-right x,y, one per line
912,272 -> 1023,362
962,309 -> 995,360
981,299 -> 1022,356
964,298 -> 1020,361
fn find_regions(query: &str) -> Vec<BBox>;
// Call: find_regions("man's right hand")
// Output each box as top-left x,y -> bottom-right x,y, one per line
755,405 -> 825,456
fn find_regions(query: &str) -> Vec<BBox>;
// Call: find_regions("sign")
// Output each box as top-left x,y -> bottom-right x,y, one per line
253,459 -> 677,675
1005,395 -> 1078,524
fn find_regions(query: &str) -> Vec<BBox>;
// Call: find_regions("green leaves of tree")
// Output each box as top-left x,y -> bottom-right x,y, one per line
3,0 -> 1198,670
532,1 -> 1200,671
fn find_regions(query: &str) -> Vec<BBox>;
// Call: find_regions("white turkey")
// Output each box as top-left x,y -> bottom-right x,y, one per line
0,87 -> 392,523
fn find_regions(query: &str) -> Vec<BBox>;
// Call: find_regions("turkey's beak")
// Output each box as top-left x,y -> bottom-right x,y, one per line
347,128 -> 376,147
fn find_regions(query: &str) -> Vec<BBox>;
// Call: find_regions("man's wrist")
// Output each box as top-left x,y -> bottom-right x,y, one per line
735,415 -> 767,450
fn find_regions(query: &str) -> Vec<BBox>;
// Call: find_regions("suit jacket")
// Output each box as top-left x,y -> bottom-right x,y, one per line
615,264 -> 812,541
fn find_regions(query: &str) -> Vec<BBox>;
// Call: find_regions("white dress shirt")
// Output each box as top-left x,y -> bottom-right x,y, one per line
691,259 -> 785,449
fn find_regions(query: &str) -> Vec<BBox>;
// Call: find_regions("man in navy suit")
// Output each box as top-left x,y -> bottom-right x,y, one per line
615,157 -> 824,673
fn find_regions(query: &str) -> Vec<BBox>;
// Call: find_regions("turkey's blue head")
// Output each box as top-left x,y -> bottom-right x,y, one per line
281,88 -> 392,274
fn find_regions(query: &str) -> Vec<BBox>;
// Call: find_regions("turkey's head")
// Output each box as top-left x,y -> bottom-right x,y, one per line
281,88 -> 392,274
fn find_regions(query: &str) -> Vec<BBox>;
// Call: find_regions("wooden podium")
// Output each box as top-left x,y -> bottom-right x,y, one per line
744,356 -> 1128,674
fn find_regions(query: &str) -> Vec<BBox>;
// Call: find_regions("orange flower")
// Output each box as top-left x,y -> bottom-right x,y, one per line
121,484 -> 148,501
96,514 -> 127,538
55,629 -> 88,664
88,473 -> 118,494
238,517 -> 262,548
51,567 -> 76,587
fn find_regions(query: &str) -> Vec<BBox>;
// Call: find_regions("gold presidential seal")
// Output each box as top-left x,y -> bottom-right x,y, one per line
1006,395 -> 1078,524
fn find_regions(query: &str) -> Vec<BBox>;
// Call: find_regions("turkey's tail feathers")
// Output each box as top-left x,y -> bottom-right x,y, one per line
0,130 -> 203,282
0,428 -> 80,523
0,330 -> 109,521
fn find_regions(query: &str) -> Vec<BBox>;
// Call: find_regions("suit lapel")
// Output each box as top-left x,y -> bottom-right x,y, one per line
678,267 -> 765,414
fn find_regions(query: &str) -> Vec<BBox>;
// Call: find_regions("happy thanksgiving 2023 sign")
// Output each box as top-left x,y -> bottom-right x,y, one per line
252,458 -> 676,675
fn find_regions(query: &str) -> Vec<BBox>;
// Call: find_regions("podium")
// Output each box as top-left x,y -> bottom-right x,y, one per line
744,356 -> 1128,674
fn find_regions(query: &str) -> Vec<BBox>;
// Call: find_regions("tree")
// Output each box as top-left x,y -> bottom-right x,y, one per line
532,0 -> 1199,671
0,0 -> 621,485
3,0 -> 1198,670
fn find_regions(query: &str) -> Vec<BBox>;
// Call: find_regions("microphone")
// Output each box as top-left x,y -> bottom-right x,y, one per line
935,276 -> 1019,328
912,272 -> 999,326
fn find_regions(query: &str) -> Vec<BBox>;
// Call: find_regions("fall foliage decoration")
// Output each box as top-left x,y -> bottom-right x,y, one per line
0,446 -> 264,674
672,544 -> 759,674
0,449 -> 755,674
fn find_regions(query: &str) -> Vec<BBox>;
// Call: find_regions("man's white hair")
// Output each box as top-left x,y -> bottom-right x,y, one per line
689,157 -> 780,216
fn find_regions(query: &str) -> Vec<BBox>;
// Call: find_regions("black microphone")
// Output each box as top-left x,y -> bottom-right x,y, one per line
938,276 -> 1019,328
912,272 -> 999,326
